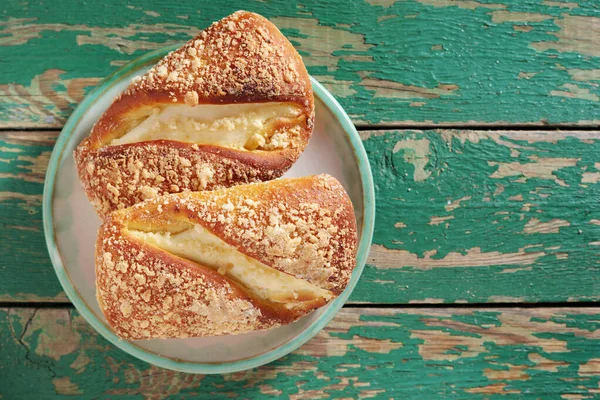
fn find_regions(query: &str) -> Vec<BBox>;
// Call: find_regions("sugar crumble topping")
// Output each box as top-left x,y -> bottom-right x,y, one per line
75,142 -> 281,216
137,174 -> 355,291
125,11 -> 310,106
97,232 -> 273,339
76,12 -> 348,340
75,11 -> 314,216
96,175 -> 357,339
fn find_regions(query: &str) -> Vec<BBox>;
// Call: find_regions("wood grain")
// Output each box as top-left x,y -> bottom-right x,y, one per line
362,128 -> 600,303
0,131 -> 66,302
1,0 -> 599,128
1,306 -> 599,398
2,129 -> 600,304
3,3 -> 599,396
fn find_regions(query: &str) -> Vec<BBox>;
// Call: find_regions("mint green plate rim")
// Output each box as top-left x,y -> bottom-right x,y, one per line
43,45 -> 375,374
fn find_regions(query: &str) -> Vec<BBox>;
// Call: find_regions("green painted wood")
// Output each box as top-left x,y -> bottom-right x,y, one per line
0,131 -> 66,302
2,129 -> 600,304
361,128 -> 600,304
1,306 -> 599,398
1,0 -> 600,128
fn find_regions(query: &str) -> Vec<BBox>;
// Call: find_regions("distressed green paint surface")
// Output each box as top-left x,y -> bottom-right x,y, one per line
1,0 -> 600,127
360,129 -> 600,303
3,3 -> 600,394
0,131 -> 66,302
2,130 -> 600,303
1,307 -> 599,398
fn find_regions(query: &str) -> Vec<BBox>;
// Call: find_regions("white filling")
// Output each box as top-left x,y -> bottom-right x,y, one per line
111,102 -> 301,150
128,224 -> 332,306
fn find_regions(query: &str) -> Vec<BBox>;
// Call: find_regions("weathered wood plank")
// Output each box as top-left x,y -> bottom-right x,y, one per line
2,129 -> 600,303
0,131 -> 66,302
1,307 -> 599,398
1,0 -> 599,128
362,128 -> 600,304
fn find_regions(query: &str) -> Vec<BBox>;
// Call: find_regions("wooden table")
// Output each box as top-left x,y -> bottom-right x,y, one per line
2,1 -> 600,398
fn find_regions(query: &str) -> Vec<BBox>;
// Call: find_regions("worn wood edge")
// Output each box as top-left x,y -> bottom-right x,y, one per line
2,0 -> 600,127
6,121 -> 600,130
361,127 -> 600,304
1,306 -> 599,398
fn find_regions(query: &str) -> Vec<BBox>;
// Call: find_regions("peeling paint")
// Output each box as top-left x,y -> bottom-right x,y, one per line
483,365 -> 529,380
0,192 -> 42,208
532,16 -> 600,57
465,383 -> 520,394
499,266 -> 533,274
518,71 -> 538,79
52,376 -> 82,395
551,83 -> 599,102
23,309 -> 81,360
393,138 -> 432,182
445,196 -> 471,212
418,0 -> 506,10
409,298 -> 446,304
522,218 -> 570,234
567,69 -> 600,82
2,307 -> 600,397
365,0 -> 397,7
369,244 -> 545,269
0,18 -> 200,53
513,25 -> 534,32
3,1 -> 600,128
361,78 -> 459,99
429,215 -> 454,226
542,1 -> 578,9
270,17 -> 374,69
490,11 -> 552,23
0,69 -> 100,127
352,335 -> 403,353
528,352 -> 568,372
578,359 -> 600,376
489,158 -> 578,186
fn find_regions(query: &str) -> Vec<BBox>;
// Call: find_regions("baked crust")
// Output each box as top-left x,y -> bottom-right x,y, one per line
75,11 -> 314,216
96,174 -> 358,340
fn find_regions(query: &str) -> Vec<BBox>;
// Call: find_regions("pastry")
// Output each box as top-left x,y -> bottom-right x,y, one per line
75,11 -> 314,216
96,174 -> 357,339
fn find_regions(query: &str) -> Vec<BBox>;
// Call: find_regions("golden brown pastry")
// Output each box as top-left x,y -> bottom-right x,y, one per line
96,174 -> 357,340
75,11 -> 314,217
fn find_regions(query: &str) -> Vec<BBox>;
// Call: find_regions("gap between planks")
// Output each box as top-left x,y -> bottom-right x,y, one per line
1,301 -> 599,310
355,123 -> 600,131
3,124 -> 600,133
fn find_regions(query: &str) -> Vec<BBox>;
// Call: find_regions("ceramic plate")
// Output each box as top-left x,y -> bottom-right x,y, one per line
43,45 -> 375,374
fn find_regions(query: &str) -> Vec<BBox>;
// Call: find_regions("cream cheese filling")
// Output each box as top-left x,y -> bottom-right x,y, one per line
128,224 -> 332,307
111,102 -> 302,150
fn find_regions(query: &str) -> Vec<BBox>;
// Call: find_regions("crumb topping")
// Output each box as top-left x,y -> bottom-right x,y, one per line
75,142 -> 284,216
96,174 -> 357,339
97,227 -> 275,339
76,11 -> 314,216
131,174 -> 357,292
124,11 -> 310,106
